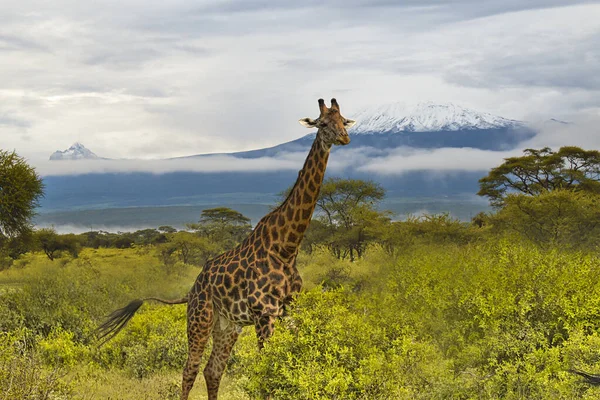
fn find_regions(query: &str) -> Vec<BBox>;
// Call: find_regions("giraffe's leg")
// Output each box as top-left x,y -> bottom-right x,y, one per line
181,296 -> 214,400
255,314 -> 276,350
253,315 -> 277,400
203,319 -> 240,400
282,273 -> 303,318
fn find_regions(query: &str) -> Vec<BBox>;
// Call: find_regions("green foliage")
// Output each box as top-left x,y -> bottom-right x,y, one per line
130,228 -> 169,245
0,329 -> 72,399
0,230 -> 35,264
0,150 -> 44,240
233,288 -> 453,399
1,188 -> 600,399
300,177 -> 390,261
34,227 -> 82,260
488,190 -> 600,250
187,207 -> 252,250
97,305 -> 188,378
158,231 -> 221,268
78,228 -> 167,249
230,242 -> 600,399
316,177 -> 386,224
38,327 -> 88,368
374,213 -> 481,257
158,225 -> 178,233
478,146 -> 600,207
0,248 -> 193,340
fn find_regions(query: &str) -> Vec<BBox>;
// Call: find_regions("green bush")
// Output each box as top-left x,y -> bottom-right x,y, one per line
0,248 -> 194,341
38,327 -> 88,368
489,190 -> 600,251
97,305 -> 188,378
0,329 -> 72,399
232,289 -> 454,399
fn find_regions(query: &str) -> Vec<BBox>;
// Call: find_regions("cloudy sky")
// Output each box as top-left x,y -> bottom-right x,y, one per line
1,0 -> 599,171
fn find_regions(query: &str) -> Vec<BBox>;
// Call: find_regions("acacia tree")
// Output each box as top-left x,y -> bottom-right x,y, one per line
302,178 -> 389,261
158,231 -> 221,268
478,146 -> 600,207
0,150 -> 44,241
490,190 -> 600,250
187,207 -> 252,250
34,228 -> 81,260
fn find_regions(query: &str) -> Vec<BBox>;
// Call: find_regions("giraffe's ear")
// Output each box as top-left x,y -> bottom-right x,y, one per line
344,119 -> 356,128
298,118 -> 318,128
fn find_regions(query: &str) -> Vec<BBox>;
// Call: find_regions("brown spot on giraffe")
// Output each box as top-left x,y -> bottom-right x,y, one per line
97,98 -> 356,400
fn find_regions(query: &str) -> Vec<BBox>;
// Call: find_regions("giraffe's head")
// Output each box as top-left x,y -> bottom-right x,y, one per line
298,98 -> 356,146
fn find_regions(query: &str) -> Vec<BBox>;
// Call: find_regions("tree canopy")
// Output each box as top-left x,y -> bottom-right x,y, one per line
187,207 -> 252,250
488,190 -> 600,250
0,150 -> 44,240
478,146 -> 600,207
300,177 -> 389,261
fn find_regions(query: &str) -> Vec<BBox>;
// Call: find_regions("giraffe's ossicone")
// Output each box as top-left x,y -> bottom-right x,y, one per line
98,98 -> 356,400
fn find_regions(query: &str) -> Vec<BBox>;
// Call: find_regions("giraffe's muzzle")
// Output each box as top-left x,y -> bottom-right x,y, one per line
336,135 -> 351,145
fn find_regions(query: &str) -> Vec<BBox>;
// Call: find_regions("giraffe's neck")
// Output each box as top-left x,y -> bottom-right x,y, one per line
267,136 -> 330,259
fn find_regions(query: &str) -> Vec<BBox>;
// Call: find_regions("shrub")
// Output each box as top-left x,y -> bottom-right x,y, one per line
96,305 -> 188,378
0,329 -> 72,399
38,327 -> 88,368
232,289 -> 454,399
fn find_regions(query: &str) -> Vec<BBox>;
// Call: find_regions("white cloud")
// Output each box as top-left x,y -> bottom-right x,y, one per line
36,154 -> 303,176
522,111 -> 600,150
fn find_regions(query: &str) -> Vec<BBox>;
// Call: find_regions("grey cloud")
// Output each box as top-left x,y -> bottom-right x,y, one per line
190,0 -> 317,15
84,48 -> 163,69
522,112 -> 600,150
190,0 -> 598,18
429,0 -> 600,21
0,34 -> 47,52
445,34 -> 600,91
357,147 -> 515,175
0,114 -> 31,128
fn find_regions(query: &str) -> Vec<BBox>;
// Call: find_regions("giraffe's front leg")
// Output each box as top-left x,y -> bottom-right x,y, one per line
282,273 -> 303,317
255,314 -> 276,350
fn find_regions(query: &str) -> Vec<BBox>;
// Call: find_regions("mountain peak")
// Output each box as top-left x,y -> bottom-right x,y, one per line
50,142 -> 101,160
349,101 -> 524,134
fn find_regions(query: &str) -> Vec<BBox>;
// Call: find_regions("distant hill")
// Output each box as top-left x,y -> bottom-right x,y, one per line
40,102 -> 535,228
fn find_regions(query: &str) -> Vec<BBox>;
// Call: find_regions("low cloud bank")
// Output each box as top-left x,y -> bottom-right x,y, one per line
36,154 -> 303,176
35,113 -> 600,177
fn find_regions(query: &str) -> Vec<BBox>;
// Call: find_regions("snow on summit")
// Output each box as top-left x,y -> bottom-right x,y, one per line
50,142 -> 101,160
349,102 -> 524,134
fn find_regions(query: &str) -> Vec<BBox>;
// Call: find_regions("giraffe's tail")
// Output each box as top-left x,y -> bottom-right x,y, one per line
568,369 -> 600,385
96,295 -> 188,346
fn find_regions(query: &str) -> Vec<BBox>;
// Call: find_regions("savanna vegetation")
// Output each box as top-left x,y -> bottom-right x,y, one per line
1,146 -> 600,399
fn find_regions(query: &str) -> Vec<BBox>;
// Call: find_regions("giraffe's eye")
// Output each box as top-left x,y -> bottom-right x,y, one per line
343,119 -> 356,128
317,121 -> 327,128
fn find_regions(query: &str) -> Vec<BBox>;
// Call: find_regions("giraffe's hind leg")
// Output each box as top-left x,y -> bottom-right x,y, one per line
204,318 -> 240,400
181,295 -> 214,400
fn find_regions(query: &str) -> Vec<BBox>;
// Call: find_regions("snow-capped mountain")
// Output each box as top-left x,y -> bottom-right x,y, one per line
49,103 -> 533,162
50,142 -> 101,160
349,102 -> 524,134
173,102 -> 533,160
41,102 -> 538,215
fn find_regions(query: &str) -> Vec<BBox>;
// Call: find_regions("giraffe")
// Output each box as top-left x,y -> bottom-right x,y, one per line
97,98 -> 356,400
